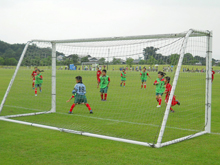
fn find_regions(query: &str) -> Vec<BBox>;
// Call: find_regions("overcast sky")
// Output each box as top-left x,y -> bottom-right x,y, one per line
0,0 -> 219,59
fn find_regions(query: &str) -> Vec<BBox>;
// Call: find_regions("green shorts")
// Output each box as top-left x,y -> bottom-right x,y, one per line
74,94 -> 87,104
35,84 -> 42,88
141,79 -> 147,82
100,87 -> 108,93
156,93 -> 163,96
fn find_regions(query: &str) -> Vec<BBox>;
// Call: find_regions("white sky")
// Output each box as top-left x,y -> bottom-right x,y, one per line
0,0 -> 220,59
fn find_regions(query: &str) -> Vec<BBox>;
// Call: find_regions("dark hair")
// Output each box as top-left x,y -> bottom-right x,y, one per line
165,76 -> 170,83
102,69 -> 107,73
143,67 -> 146,69
35,67 -> 38,69
122,69 -> 125,71
158,71 -> 166,77
75,76 -> 82,83
37,69 -> 44,72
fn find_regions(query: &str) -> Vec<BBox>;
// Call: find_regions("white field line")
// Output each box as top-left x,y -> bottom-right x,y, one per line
3,105 -> 220,135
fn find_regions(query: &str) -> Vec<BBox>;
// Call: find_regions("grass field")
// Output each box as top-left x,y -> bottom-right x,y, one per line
0,68 -> 220,165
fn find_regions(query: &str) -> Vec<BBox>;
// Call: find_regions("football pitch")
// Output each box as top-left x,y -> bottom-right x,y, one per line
0,69 -> 220,165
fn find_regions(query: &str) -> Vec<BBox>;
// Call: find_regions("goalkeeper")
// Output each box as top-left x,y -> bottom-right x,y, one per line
66,76 -> 93,114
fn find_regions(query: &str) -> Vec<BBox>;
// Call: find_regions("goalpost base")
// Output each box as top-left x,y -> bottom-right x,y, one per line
0,115 -> 154,147
0,112 -> 207,148
155,131 -> 208,148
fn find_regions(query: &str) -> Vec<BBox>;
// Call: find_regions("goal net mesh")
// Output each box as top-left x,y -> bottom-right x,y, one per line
0,31 -> 208,146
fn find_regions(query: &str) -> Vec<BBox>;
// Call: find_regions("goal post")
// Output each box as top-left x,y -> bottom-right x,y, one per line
0,29 -> 212,148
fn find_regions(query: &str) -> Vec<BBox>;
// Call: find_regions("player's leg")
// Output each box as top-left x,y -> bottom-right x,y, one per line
123,80 -> 125,87
157,94 -> 162,108
85,103 -> 93,114
103,87 -> 108,101
69,103 -> 77,114
39,84 -> 42,92
100,88 -> 104,100
141,81 -> 143,89
156,95 -> 159,103
35,84 -> 38,96
32,80 -> 35,89
120,81 -> 123,86
144,81 -> 146,89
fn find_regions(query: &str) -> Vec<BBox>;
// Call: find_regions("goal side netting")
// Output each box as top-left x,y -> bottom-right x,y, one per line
0,29 -> 212,148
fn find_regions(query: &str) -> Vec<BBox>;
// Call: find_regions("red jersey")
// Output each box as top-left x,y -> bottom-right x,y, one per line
212,71 -> 215,81
165,83 -> 176,106
32,71 -> 37,80
97,70 -> 102,79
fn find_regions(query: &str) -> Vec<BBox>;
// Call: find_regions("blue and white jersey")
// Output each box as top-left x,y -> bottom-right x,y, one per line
72,83 -> 86,95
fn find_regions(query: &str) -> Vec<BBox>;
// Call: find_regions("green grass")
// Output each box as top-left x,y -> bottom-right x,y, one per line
0,68 -> 220,165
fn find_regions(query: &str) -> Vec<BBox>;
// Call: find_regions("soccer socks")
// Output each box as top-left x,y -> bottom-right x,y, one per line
124,82 -> 125,86
141,85 -> 143,88
170,107 -> 174,112
156,98 -> 159,102
144,84 -> 146,89
35,89 -> 37,95
69,104 -> 76,112
86,103 -> 92,111
104,93 -> 107,100
32,82 -> 35,88
159,98 -> 162,105
101,93 -> 104,100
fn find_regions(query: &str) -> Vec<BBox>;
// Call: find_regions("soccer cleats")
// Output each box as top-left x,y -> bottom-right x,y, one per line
157,105 -> 161,108
90,110 -> 93,114
176,100 -> 180,105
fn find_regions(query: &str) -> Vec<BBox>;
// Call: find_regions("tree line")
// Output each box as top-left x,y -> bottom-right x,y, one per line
0,40 -> 217,66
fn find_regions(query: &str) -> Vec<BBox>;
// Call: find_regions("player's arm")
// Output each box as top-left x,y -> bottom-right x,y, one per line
107,77 -> 110,87
66,95 -> 75,102
40,75 -> 43,79
147,73 -> 151,79
154,80 -> 159,85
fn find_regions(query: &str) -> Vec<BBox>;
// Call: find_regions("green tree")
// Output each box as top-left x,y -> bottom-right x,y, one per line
98,58 -> 105,65
139,60 -> 147,64
143,47 -> 159,61
112,58 -> 121,64
126,58 -> 134,67
5,58 -> 17,65
147,56 -> 157,66
170,54 -> 180,65
81,56 -> 89,62
0,57 -> 5,65
71,54 -> 79,64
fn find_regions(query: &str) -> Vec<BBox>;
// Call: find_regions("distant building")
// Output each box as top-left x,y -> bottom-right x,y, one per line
133,59 -> 141,64
57,55 -> 64,61
195,62 -> 202,66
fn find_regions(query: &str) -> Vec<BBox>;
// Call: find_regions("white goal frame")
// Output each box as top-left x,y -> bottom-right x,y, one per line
0,29 -> 212,148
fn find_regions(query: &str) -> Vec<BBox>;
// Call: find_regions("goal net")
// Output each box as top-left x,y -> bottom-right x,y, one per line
0,29 -> 212,148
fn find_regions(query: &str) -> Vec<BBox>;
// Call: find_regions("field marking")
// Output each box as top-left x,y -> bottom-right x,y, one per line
3,105 -> 220,135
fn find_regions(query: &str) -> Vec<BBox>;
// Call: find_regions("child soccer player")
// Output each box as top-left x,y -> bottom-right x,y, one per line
140,67 -> 151,89
154,71 -> 166,107
164,76 -> 180,112
34,69 -> 43,96
120,69 -> 126,87
97,69 -> 110,101
66,76 -> 93,114
31,67 -> 38,89
96,67 -> 102,85
212,68 -> 215,83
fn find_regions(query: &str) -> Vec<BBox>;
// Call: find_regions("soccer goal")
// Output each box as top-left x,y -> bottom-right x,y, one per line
0,29 -> 212,148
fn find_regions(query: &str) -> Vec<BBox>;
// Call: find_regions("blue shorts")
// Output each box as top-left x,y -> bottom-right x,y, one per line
141,79 -> 146,82
156,93 -> 163,96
